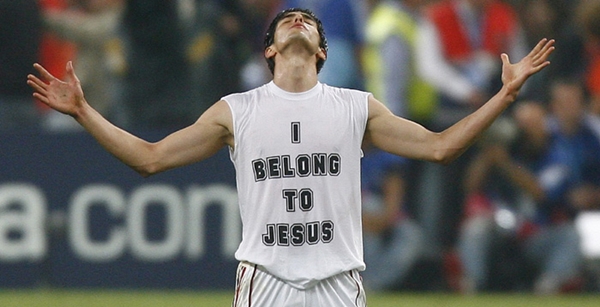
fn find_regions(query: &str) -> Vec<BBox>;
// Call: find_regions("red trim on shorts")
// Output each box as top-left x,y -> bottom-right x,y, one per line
233,266 -> 247,307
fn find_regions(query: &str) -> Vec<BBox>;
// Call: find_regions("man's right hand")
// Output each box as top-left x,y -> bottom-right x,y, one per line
27,61 -> 85,118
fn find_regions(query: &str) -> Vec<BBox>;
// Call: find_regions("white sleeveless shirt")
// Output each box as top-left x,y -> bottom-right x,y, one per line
223,81 -> 370,289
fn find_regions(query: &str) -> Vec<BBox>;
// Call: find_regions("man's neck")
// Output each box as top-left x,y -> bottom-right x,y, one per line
272,53 -> 319,93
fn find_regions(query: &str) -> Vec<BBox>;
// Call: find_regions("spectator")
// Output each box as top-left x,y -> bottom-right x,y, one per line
455,103 -> 547,293
280,0 -> 367,89
522,79 -> 600,294
120,0 -> 191,130
544,0 -> 600,110
362,0 -> 437,122
0,0 -> 43,132
456,78 -> 600,294
361,145 -> 425,291
508,0 -> 575,48
38,0 -> 78,121
360,1 -> 433,291
412,0 -> 529,258
507,0 -> 565,102
185,0 -> 248,115
41,0 -> 124,131
577,0 -> 600,116
417,0 -> 528,125
38,0 -> 78,81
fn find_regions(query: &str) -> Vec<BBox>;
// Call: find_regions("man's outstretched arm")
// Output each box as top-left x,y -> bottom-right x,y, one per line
366,38 -> 555,164
27,61 -> 233,177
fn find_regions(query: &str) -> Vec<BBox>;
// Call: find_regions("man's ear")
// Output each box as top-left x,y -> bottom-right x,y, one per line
317,48 -> 327,61
265,46 -> 276,59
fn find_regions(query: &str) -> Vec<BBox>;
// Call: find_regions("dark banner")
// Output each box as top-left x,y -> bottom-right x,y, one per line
0,131 -> 239,289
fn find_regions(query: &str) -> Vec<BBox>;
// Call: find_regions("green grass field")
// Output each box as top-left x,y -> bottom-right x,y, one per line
0,290 -> 599,307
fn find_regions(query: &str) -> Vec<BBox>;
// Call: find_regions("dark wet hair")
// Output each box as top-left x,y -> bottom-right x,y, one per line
264,8 -> 328,75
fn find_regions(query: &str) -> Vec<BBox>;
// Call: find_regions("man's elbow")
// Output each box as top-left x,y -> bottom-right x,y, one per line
430,147 -> 462,165
433,155 -> 454,166
132,163 -> 161,178
136,170 -> 153,178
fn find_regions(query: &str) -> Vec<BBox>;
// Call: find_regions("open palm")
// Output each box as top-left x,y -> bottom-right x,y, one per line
501,38 -> 555,96
27,61 -> 85,117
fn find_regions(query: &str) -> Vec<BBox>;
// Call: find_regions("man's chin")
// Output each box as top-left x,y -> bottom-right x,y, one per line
282,35 -> 318,52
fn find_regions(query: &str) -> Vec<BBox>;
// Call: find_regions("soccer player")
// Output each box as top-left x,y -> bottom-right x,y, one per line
27,8 -> 554,307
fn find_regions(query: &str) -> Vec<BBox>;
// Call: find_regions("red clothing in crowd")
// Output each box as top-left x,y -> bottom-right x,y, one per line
426,0 -> 520,62
37,0 -> 77,111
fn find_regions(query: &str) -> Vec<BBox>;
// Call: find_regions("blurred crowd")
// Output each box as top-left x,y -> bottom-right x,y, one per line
2,0 -> 600,295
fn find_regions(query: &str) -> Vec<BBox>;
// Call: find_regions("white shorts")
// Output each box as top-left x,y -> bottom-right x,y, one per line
232,262 -> 367,307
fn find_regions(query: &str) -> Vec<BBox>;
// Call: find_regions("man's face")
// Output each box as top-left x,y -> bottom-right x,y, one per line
271,11 -> 322,53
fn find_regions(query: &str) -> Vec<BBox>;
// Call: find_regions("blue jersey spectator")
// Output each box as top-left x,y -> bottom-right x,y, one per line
521,80 -> 600,294
361,146 -> 424,291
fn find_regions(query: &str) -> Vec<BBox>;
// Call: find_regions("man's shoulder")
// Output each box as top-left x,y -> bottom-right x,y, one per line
235,83 -> 270,95
322,83 -> 369,96
222,83 -> 270,102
